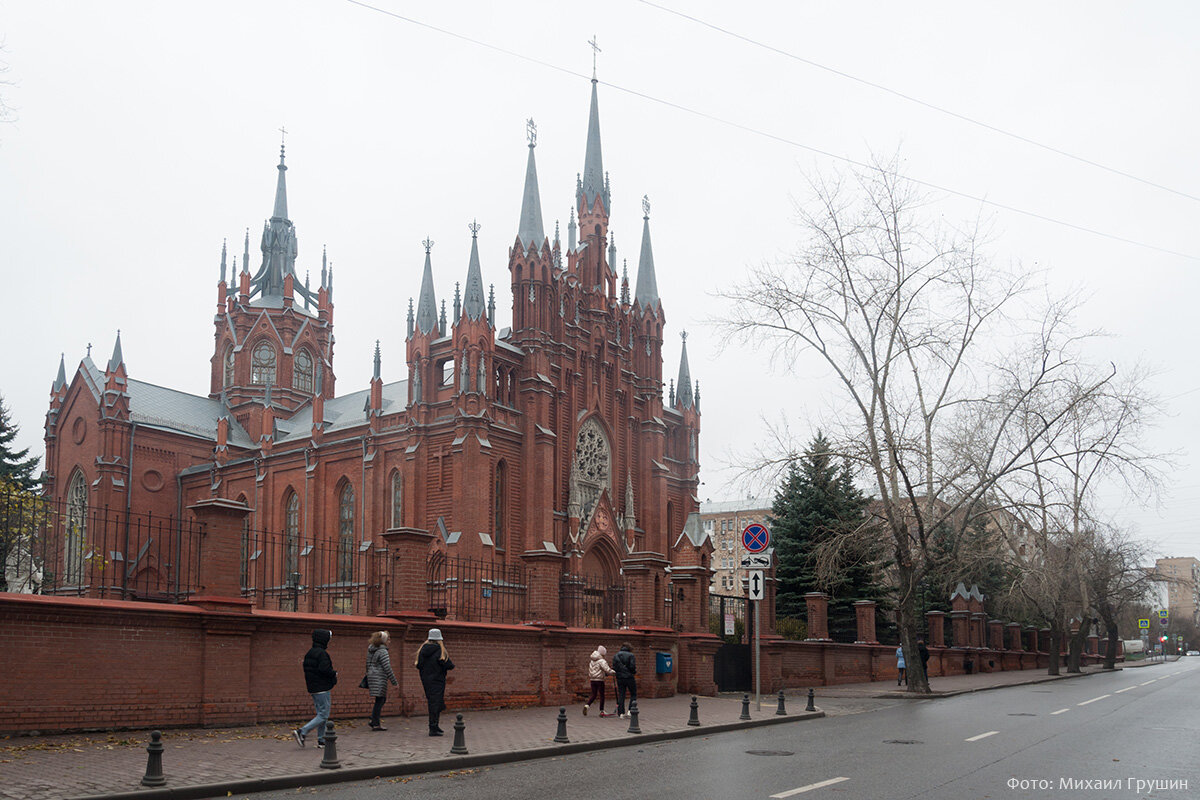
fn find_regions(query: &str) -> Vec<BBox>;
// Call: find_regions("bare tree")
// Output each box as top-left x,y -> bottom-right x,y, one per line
720,157 -> 1123,693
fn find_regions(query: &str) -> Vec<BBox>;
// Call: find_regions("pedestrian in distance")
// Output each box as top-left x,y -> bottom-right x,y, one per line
613,641 -> 637,719
294,629 -> 337,748
896,642 -> 907,686
917,637 -> 931,682
415,628 -> 454,736
365,630 -> 398,731
583,645 -> 616,717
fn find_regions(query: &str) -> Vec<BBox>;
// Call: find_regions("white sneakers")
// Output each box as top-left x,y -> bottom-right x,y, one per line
582,704 -> 589,716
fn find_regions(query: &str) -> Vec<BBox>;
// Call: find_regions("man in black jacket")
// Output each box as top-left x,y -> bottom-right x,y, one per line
293,629 -> 337,747
613,642 -> 637,719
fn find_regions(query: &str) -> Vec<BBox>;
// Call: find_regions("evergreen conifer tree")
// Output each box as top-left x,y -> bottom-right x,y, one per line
769,432 -> 889,641
0,395 -> 39,490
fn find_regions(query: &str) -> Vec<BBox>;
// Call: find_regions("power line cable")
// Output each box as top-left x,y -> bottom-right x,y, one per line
636,0 -> 1200,205
345,0 -> 1200,263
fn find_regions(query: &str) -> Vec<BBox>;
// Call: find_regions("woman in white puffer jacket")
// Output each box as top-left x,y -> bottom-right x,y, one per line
583,645 -> 615,717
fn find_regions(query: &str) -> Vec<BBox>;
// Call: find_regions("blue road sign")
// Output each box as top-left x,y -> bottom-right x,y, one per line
742,523 -> 771,553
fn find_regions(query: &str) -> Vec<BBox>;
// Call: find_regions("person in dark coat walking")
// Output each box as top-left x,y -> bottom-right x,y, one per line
415,628 -> 454,736
612,642 -> 637,719
365,630 -> 398,731
293,629 -> 337,748
917,638 -> 931,682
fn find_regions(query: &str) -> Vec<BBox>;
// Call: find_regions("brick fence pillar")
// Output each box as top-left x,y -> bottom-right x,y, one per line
380,527 -> 436,613
804,592 -> 830,641
950,611 -> 970,648
988,620 -> 1005,651
1024,627 -> 1039,652
521,551 -> 567,623
187,498 -> 252,612
970,613 -> 986,649
925,611 -> 945,647
1087,634 -> 1099,655
1008,622 -> 1024,651
854,600 -> 878,644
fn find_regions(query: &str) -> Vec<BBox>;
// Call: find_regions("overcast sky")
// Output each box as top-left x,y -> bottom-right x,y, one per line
1,1 -> 1196,559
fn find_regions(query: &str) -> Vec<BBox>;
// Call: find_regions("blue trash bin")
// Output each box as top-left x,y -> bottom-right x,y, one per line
655,651 -> 673,674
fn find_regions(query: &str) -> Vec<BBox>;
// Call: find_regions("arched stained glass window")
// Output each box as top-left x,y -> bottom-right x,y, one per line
294,349 -> 314,393
252,342 -> 276,385
64,471 -> 88,585
338,482 -> 354,583
390,471 -> 403,529
284,491 -> 299,583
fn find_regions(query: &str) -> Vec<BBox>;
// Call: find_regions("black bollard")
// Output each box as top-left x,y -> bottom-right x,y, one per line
553,707 -> 570,743
805,688 -> 816,712
626,699 -> 642,734
776,690 -> 788,716
687,695 -> 700,727
450,714 -> 468,755
141,730 -> 165,787
740,694 -> 751,720
319,722 -> 341,770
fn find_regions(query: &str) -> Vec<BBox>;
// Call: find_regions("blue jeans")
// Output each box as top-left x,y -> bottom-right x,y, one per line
300,691 -> 330,742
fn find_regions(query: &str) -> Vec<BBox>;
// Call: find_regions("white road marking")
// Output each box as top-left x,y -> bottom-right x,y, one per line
771,777 -> 850,797
1141,679 -> 1157,685
1115,687 -> 1136,693
1051,708 -> 1070,715
965,731 -> 999,742
1077,694 -> 1111,706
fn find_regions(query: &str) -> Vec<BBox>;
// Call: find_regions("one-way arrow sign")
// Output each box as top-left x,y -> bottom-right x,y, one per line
748,569 -> 764,601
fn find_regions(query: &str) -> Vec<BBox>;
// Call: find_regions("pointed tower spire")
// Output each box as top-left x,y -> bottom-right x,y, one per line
54,353 -> 67,391
624,474 -> 637,531
407,298 -> 415,338
439,299 -> 447,334
107,330 -> 125,373
220,239 -> 228,284
464,221 -> 487,321
272,140 -> 288,220
487,284 -> 496,328
415,239 -> 438,335
676,331 -> 694,409
579,75 -> 607,214
568,206 -> 578,252
517,119 -> 546,253
453,281 -> 462,322
635,195 -> 660,307
243,228 -> 250,275
608,231 -> 616,270
620,258 -> 630,306
321,245 -> 328,289
373,340 -> 381,380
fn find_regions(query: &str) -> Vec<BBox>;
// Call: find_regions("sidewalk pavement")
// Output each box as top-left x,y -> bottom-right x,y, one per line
0,661 -> 1148,800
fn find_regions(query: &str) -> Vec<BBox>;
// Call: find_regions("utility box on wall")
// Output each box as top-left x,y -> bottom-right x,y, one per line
656,651 -> 673,674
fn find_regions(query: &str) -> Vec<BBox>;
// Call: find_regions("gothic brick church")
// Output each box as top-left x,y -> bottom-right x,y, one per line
41,78 -> 710,629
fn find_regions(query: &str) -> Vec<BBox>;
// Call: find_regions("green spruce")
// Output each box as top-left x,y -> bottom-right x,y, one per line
0,395 -> 40,490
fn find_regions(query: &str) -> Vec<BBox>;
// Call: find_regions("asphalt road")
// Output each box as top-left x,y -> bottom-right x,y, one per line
246,659 -> 1200,800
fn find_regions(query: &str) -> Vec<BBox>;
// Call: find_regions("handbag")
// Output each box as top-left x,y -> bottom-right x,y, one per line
359,674 -> 369,689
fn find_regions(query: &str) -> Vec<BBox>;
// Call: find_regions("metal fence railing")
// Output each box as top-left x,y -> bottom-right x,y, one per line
1,485 -> 202,601
560,572 -> 628,629
426,556 -> 527,624
239,528 -> 376,615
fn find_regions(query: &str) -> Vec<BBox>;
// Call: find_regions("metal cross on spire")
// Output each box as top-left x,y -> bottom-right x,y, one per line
469,219 -> 481,237
422,237 -> 435,254
278,126 -> 287,159
588,35 -> 601,78
642,194 -> 651,218
526,118 -> 537,147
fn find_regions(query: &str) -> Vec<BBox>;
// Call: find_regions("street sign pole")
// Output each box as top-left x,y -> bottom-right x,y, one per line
755,599 -> 761,712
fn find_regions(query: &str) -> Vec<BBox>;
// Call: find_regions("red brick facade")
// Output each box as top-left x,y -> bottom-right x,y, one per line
40,80 -> 711,631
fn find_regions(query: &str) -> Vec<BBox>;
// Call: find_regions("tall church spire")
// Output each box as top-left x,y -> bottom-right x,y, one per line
578,77 -> 608,214
249,144 -> 300,300
54,353 -> 67,391
634,195 -> 660,307
463,221 -> 487,321
517,119 -> 545,253
415,239 -> 439,335
107,330 -> 125,373
676,331 -> 694,410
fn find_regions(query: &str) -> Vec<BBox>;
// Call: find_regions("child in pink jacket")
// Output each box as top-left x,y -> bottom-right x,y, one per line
583,645 -> 616,717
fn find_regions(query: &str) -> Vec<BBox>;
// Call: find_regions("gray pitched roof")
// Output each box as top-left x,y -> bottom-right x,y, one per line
81,360 -> 253,447
517,143 -> 545,252
276,380 -> 409,442
635,214 -> 659,306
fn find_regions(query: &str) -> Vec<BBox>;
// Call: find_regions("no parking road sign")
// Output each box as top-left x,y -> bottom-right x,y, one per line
742,523 -> 771,553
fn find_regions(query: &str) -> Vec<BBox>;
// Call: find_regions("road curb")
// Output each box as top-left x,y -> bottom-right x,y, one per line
871,668 -> 1104,700
65,710 -> 824,800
